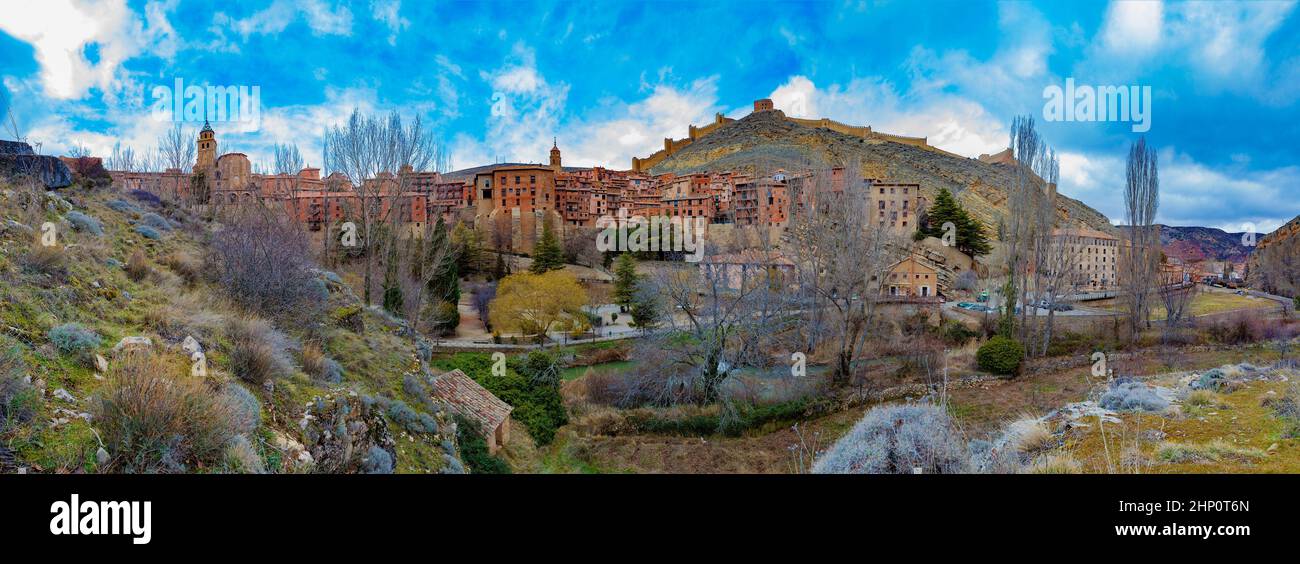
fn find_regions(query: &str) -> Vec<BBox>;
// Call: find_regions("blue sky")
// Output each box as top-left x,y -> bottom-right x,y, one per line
1,0 -> 1298,231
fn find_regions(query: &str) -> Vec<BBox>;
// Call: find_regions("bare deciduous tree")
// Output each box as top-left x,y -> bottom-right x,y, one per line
273,143 -> 304,175
157,123 -> 195,172
1003,115 -> 1057,340
1122,137 -> 1160,341
786,163 -> 907,384
323,108 -> 438,304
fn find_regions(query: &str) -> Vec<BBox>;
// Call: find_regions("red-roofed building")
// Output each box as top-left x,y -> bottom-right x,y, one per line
429,369 -> 513,454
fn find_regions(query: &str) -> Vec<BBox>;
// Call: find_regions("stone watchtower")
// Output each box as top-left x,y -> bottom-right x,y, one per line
549,137 -> 562,172
753,98 -> 775,112
196,120 -> 217,171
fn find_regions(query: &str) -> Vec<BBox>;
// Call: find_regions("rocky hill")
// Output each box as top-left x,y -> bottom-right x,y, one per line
648,110 -> 1115,236
1246,215 -> 1300,295
1156,224 -> 1253,263
0,176 -> 467,474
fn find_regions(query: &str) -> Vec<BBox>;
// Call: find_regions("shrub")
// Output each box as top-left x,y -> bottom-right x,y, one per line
65,211 -> 103,236
434,352 -> 567,445
209,209 -> 321,319
106,199 -> 140,213
301,343 -> 343,384
1262,383 -> 1300,438
134,225 -> 162,240
222,435 -> 265,474
455,414 -> 511,474
48,323 -> 100,362
1,339 -> 38,434
976,336 -> 1025,375
362,445 -> 394,474
21,245 -> 67,277
223,384 -> 261,434
941,320 -> 979,347
161,252 -> 201,286
512,350 -> 561,388
225,317 -> 294,386
403,372 -> 440,414
1191,368 -> 1227,391
383,398 -> 439,434
1099,382 -> 1170,412
813,403 -> 969,474
126,250 -> 150,282
128,189 -> 162,207
92,351 -> 239,473
140,212 -> 173,231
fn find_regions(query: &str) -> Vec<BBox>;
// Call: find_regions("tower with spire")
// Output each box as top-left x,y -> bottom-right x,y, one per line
196,119 -> 217,171
549,137 -> 562,172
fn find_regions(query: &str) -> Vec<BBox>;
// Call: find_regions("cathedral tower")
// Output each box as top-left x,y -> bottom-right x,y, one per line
549,137 -> 561,172
196,120 -> 217,171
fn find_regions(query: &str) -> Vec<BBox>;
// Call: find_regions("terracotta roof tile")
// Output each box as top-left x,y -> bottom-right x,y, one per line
429,369 -> 512,436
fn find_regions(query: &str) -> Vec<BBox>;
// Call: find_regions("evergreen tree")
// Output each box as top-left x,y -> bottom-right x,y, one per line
530,218 -> 565,274
922,187 -> 991,257
493,250 -> 507,280
451,221 -> 481,275
381,240 -> 404,315
612,253 -> 639,310
629,290 -> 660,331
426,217 -> 460,304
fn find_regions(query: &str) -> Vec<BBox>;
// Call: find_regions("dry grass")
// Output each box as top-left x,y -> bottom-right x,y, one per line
225,316 -> 292,386
160,251 -> 202,286
126,250 -> 150,282
1005,416 -> 1056,455
92,350 -> 239,473
1024,452 -> 1083,474
301,342 -> 327,381
21,245 -> 67,278
1157,440 -> 1266,465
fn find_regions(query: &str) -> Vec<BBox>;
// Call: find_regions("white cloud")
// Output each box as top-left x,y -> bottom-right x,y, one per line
1099,0 -> 1163,55
1057,147 -> 1297,232
453,43 -> 721,170
370,0 -> 409,46
0,0 -> 175,101
767,75 -> 1008,158
214,0 -> 353,38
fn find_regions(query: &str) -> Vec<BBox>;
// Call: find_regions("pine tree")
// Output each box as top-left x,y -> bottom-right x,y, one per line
530,218 -> 565,274
922,187 -> 991,257
612,253 -> 639,310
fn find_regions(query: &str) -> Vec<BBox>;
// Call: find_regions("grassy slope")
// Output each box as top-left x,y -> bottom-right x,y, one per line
0,181 -> 458,473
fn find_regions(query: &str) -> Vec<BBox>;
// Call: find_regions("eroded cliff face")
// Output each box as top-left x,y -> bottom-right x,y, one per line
1247,216 -> 1300,295
650,111 -> 1115,237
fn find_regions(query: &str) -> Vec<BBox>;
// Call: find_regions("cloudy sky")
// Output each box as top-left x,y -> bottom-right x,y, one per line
1,0 -> 1297,231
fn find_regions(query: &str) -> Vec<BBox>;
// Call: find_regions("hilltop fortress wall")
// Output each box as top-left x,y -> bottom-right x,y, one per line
631,99 -> 956,172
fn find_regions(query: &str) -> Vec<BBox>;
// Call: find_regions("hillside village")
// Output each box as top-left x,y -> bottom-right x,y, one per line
2,95 -> 1299,476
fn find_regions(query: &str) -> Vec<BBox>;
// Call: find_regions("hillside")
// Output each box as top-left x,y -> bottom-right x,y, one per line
1157,224 -> 1252,263
648,110 -> 1115,235
0,176 -> 467,474
1247,215 -> 1300,295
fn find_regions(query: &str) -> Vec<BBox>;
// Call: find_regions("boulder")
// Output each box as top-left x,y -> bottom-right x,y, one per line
181,335 -> 203,355
300,394 -> 397,474
0,140 -> 73,189
112,336 -> 153,355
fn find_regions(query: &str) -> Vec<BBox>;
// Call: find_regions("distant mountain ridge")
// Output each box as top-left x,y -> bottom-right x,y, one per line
1157,224 -> 1253,263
